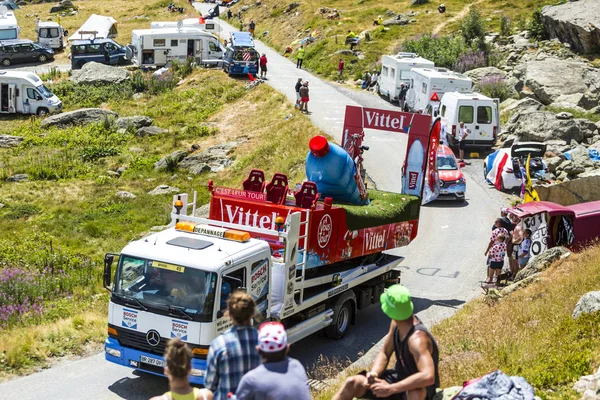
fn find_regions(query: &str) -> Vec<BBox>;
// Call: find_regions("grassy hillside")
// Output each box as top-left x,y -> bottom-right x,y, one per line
0,69 -> 327,377
312,245 -> 600,400
229,0 -> 557,80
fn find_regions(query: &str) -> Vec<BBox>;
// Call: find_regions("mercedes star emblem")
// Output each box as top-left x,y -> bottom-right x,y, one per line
146,329 -> 161,347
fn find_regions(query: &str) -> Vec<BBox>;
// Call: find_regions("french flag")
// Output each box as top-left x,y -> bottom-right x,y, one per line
486,150 -> 509,190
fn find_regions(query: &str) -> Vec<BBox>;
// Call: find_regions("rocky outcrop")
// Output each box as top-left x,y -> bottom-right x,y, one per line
116,116 -> 153,131
41,108 -> 118,128
154,150 -> 189,170
147,185 -> 180,196
505,111 -> 597,142
541,0 -> 600,54
501,97 -> 544,115
71,62 -> 130,85
514,246 -> 570,282
0,135 -> 24,148
115,191 -> 136,199
6,174 -> 29,182
536,176 -> 600,205
136,126 -> 167,137
179,141 -> 242,174
573,291 -> 600,318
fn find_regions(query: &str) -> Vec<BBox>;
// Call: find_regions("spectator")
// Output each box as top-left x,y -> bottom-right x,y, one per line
485,218 -> 509,282
373,15 -> 383,26
362,70 -> 371,89
399,83 -> 408,111
296,45 -> 305,69
259,53 -> 268,79
508,214 -> 523,279
346,30 -> 358,50
249,20 -> 256,37
205,291 -> 260,400
227,9 -> 233,21
338,58 -> 345,83
294,77 -> 302,109
438,4 -> 446,13
457,121 -> 468,161
485,233 -> 507,284
369,71 -> 378,90
333,285 -> 439,400
299,81 -> 310,114
149,338 -> 214,400
518,229 -> 532,268
235,322 -> 311,400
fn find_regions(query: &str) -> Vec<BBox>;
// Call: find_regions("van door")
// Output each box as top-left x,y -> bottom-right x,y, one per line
208,40 -> 222,60
195,40 -> 203,60
457,101 -> 475,142
8,84 -> 16,113
475,102 -> 494,143
0,83 -> 8,113
215,264 -> 249,334
187,39 -> 195,58
25,86 -> 44,114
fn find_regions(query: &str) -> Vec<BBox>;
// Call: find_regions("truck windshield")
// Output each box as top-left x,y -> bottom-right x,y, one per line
37,85 -> 53,98
0,29 -> 17,40
113,255 -> 217,322
437,155 -> 458,170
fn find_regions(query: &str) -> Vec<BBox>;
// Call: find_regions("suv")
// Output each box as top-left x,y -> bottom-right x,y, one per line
70,38 -> 131,70
437,145 -> 466,201
0,39 -> 54,67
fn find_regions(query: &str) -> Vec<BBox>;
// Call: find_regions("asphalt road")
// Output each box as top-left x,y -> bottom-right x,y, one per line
0,5 -> 510,399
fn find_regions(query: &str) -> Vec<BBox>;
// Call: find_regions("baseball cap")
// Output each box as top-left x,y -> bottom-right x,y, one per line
380,284 -> 414,321
258,322 -> 288,353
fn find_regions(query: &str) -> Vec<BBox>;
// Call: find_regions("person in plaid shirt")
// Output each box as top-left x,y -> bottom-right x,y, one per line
205,291 -> 260,400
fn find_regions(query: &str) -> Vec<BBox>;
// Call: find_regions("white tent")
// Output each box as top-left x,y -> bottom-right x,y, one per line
68,14 -> 118,41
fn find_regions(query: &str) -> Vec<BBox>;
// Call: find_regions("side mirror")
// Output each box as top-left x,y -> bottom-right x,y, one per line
459,161 -> 466,168
216,310 -> 224,319
103,253 -> 117,290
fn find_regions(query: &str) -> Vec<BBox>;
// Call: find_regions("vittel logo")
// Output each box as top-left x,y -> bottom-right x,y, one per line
318,214 -> 332,248
364,111 -> 406,130
224,205 -> 280,230
365,229 -> 387,251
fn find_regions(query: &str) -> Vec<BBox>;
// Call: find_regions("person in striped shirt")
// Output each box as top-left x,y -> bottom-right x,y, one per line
205,291 -> 260,400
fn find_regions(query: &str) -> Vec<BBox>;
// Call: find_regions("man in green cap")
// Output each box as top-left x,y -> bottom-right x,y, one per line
333,285 -> 439,400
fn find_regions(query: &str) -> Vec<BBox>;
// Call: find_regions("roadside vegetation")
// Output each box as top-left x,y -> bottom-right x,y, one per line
311,244 -> 600,400
0,67 -> 326,377
229,0 -> 558,81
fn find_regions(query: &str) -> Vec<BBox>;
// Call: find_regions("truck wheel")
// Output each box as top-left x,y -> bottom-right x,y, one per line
38,54 -> 48,63
325,300 -> 352,340
1,58 -> 10,67
37,108 -> 49,116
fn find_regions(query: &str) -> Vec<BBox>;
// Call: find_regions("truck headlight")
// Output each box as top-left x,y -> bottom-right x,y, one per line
106,348 -> 121,358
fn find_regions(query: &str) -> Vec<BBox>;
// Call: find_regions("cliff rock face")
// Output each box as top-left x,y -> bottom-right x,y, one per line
541,0 -> 600,54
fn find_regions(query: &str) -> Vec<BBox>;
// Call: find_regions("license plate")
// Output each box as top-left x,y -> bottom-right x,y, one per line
140,355 -> 164,367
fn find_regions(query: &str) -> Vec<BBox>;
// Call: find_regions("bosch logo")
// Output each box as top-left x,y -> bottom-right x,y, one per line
317,214 -> 332,248
146,330 -> 161,347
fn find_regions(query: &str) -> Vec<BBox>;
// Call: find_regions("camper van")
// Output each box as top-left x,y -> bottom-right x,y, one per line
440,91 -> 500,149
0,8 -> 19,40
406,68 -> 472,116
377,52 -> 434,103
130,27 -> 224,67
150,18 -> 221,35
0,71 -> 62,116
36,21 -> 65,50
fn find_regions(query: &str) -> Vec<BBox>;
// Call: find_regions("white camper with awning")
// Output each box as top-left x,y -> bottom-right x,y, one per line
68,14 -> 118,41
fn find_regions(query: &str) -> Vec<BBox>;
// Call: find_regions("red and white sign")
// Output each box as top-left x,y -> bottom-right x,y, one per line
317,214 -> 333,248
214,186 -> 267,202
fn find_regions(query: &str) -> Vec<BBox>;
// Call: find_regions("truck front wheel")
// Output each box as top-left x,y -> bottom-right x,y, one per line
325,300 -> 353,340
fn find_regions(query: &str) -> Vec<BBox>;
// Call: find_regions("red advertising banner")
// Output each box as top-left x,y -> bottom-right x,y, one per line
214,186 -> 267,202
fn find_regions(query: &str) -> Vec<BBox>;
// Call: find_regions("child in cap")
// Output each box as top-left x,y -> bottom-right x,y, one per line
235,322 -> 311,400
518,229 -> 532,268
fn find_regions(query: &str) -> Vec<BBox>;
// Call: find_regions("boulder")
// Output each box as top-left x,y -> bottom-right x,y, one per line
465,66 -> 505,86
545,156 -> 563,173
147,185 -> 180,196
555,111 -> 573,120
0,135 -> 24,148
574,374 -> 599,394
505,111 -> 596,142
519,59 -> 600,108
536,175 -> 600,205
71,62 -> 130,85
573,291 -> 600,318
115,116 -> 153,131
136,126 -> 167,137
514,246 -> 570,282
410,0 -> 428,5
383,17 -> 409,26
6,174 -> 28,182
115,191 -> 136,199
41,108 -> 118,128
154,150 -> 189,170
541,0 -> 600,54
179,142 -> 239,174
545,139 -> 571,154
502,97 -> 544,115
194,203 -> 211,218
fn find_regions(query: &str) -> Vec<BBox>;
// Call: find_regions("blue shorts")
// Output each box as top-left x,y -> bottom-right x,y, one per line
489,261 -> 504,270
518,256 -> 529,266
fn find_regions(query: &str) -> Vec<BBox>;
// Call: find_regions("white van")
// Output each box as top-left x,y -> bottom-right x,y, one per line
440,91 -> 500,149
406,68 -> 472,116
377,52 -> 434,103
36,21 -> 65,50
0,7 -> 19,40
0,71 -> 62,116
130,27 -> 224,67
150,18 -> 221,36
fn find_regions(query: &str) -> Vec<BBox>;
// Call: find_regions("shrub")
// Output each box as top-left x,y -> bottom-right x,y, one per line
401,34 -> 468,70
49,81 -> 134,108
2,204 -> 41,220
170,57 -> 194,79
461,9 -> 488,52
499,16 -> 512,37
147,72 -> 179,95
528,9 -> 547,42
130,71 -> 146,93
453,50 -> 486,73
80,145 -> 120,162
478,74 -> 513,101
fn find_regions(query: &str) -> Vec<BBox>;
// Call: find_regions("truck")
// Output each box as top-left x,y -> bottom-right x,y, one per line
439,91 -> 501,149
377,52 -> 434,104
405,68 -> 472,116
103,126 -> 430,383
130,27 -> 224,67
0,6 -> 18,41
0,70 -> 62,115
36,21 -> 66,50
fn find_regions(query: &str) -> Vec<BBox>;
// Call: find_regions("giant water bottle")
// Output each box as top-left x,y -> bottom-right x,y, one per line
402,138 -> 424,196
305,135 -> 367,205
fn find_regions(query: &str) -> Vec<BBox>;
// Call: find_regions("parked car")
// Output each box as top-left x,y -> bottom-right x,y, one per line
0,39 -> 54,67
437,145 -> 466,201
70,38 -> 130,69
484,142 -> 549,191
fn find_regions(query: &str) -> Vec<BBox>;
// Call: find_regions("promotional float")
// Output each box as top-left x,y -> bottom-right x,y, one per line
102,106 -> 439,383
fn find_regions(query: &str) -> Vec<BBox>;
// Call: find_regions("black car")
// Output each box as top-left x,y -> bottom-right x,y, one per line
0,39 -> 54,67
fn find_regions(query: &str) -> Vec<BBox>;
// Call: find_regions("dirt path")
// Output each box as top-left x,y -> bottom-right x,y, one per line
432,0 -> 485,35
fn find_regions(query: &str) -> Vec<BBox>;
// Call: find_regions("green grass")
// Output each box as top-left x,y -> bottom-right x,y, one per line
340,190 -> 420,230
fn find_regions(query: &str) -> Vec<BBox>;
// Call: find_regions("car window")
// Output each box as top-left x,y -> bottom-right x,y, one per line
49,28 -> 60,38
220,267 -> 246,310
105,43 -> 116,52
477,106 -> 492,124
170,39 -> 178,47
421,82 -> 427,94
437,155 -> 458,170
153,39 -> 166,47
209,41 -> 220,51
1,45 -> 16,53
382,66 -> 388,77
441,105 -> 446,117
458,105 -> 474,124
399,70 -> 411,80
26,88 -> 41,100
390,67 -> 395,78
72,45 -> 86,55
17,44 -> 34,52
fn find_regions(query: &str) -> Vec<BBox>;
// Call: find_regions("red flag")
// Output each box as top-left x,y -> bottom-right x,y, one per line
427,119 -> 441,194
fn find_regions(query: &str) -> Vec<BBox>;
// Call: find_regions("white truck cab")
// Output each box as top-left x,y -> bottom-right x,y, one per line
377,52 -> 434,104
406,68 -> 472,116
440,91 -> 500,149
0,71 -> 62,115
36,21 -> 65,50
